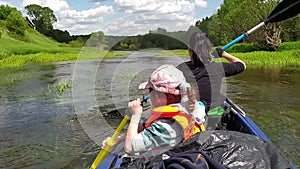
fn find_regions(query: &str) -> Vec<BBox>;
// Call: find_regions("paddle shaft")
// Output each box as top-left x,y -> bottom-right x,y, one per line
222,22 -> 265,50
222,0 -> 300,50
90,115 -> 130,169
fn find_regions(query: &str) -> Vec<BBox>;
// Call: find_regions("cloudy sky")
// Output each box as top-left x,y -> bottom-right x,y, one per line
0,0 -> 223,36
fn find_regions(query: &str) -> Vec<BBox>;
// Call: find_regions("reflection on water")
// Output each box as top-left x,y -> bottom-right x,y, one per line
0,51 -> 299,168
225,67 -> 300,166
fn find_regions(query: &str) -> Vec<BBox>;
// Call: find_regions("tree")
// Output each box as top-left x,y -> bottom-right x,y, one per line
207,0 -> 241,45
5,10 -> 27,36
250,0 -> 282,50
196,16 -> 211,34
85,31 -> 108,48
0,5 -> 27,37
281,16 -> 300,41
207,0 -> 282,50
47,29 -> 72,43
0,5 -> 17,20
206,14 -> 224,45
25,4 -> 57,35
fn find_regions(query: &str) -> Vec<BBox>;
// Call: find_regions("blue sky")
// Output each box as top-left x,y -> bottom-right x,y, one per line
0,0 -> 223,35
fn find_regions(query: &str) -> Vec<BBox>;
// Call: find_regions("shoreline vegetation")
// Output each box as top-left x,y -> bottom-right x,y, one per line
0,29 -> 130,70
159,41 -> 300,68
0,30 -> 299,70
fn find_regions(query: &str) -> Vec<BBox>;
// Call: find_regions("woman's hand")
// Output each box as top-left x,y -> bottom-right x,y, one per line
128,98 -> 143,116
212,48 -> 224,58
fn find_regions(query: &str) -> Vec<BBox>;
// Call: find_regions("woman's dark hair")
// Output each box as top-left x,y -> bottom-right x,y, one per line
188,32 -> 212,64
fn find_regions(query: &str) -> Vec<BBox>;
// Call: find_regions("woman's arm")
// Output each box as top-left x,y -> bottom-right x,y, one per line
124,98 -> 143,153
222,51 -> 247,69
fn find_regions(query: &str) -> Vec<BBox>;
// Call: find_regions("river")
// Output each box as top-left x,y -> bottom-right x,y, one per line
0,50 -> 299,168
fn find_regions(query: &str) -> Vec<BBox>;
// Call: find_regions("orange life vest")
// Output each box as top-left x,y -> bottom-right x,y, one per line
145,106 -> 205,141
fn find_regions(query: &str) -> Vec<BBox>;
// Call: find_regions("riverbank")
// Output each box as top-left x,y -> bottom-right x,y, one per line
1,29 -> 299,69
159,41 -> 300,68
0,29 -> 130,70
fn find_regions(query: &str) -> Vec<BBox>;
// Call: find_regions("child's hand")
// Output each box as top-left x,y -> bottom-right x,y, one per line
128,98 -> 143,116
101,135 -> 124,149
101,137 -> 111,149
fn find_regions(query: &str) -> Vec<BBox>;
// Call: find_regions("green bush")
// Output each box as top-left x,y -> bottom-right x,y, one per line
5,10 -> 27,36
225,43 -> 264,53
0,5 -> 16,20
69,40 -> 84,47
279,41 -> 300,51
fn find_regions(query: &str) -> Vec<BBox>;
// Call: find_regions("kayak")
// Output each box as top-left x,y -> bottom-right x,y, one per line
94,97 -> 296,169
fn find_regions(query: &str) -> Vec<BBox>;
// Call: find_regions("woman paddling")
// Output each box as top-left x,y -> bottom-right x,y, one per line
177,31 -> 246,112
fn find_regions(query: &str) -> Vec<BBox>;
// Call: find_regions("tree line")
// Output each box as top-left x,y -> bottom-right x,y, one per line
1,1 -> 299,51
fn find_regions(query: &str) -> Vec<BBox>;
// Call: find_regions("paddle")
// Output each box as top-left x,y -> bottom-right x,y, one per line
90,95 -> 150,169
222,0 -> 300,50
90,115 -> 129,169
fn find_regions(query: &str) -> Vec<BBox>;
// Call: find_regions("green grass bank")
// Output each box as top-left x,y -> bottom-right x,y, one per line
0,29 -> 129,70
159,41 -> 300,68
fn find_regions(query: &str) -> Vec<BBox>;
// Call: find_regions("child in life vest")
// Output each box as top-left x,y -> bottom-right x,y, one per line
125,64 -> 206,155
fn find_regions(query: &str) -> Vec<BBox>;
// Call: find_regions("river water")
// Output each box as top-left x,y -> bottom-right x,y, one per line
0,50 -> 299,168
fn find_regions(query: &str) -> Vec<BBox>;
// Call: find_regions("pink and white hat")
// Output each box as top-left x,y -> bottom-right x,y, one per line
138,64 -> 190,95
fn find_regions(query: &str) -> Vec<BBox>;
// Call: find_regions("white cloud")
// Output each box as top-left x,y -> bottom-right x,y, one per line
195,0 -> 207,8
18,0 -> 209,35
23,0 -> 69,11
102,12 -> 195,36
102,0 -> 204,35
0,1 -> 10,5
22,0 -> 114,35
114,0 -> 195,15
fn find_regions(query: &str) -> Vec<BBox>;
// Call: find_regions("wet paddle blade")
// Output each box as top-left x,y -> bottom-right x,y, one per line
265,0 -> 300,23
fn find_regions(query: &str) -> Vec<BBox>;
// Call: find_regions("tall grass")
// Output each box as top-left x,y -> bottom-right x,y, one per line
0,29 -> 129,70
0,50 -> 130,70
279,41 -> 300,51
159,50 -> 188,57
48,80 -> 72,96
158,42 -> 300,68
231,50 -> 300,68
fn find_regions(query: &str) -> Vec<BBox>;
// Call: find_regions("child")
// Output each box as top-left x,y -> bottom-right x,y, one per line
125,64 -> 206,155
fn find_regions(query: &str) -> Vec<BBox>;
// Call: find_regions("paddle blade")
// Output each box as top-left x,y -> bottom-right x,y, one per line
265,0 -> 300,24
